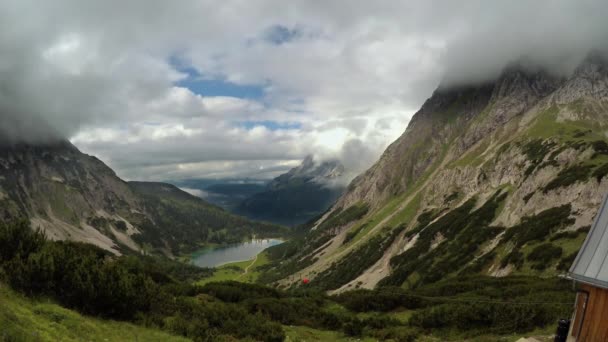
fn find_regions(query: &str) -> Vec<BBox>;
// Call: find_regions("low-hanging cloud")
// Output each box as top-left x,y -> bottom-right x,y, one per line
1,0 -> 607,178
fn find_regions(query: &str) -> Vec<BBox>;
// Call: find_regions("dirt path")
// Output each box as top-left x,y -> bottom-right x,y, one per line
237,254 -> 258,280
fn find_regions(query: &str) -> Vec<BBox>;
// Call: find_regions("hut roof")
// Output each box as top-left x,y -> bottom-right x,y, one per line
569,194 -> 608,289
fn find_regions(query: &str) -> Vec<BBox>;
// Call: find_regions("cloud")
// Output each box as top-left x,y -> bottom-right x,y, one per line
179,187 -> 209,198
1,0 -> 608,180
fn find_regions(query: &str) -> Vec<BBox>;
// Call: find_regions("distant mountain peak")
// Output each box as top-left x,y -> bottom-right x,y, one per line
270,156 -> 345,190
237,156 -> 346,226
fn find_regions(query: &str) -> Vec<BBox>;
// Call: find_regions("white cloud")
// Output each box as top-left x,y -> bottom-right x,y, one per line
2,0 -> 608,181
179,187 -> 209,198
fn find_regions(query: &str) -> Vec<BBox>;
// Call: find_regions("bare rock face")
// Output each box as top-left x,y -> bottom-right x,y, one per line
0,141 -> 142,254
553,54 -> 608,104
268,55 -> 608,292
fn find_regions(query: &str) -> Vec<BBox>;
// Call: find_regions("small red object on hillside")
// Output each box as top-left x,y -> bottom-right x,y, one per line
302,278 -> 310,284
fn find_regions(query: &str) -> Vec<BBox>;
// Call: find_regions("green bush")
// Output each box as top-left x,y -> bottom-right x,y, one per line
501,250 -> 524,269
381,192 -> 506,287
557,252 -> 579,271
502,205 -> 573,247
592,162 -> 608,182
592,140 -> 608,155
407,276 -> 573,335
334,287 -> 426,312
527,243 -> 563,270
550,230 -> 582,241
313,225 -> 402,290
317,203 -> 369,232
544,164 -> 593,192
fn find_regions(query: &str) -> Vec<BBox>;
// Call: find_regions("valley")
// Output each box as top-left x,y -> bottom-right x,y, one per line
2,3 -> 608,339
189,238 -> 283,268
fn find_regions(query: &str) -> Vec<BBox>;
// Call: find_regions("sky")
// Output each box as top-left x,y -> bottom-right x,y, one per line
1,0 -> 607,181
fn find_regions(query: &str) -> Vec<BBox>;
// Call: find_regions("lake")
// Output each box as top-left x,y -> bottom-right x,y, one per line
190,239 -> 283,268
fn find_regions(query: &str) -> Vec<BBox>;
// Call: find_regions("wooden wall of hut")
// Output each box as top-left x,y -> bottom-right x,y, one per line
570,283 -> 608,341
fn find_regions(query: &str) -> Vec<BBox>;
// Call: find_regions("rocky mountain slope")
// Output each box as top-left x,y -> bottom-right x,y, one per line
261,54 -> 608,292
0,141 -> 284,255
237,156 -> 346,226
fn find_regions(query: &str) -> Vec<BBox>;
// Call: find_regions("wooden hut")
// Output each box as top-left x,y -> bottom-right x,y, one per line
567,195 -> 608,341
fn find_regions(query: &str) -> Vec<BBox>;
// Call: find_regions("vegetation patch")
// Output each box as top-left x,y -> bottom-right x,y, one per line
317,203 -> 369,232
0,219 -> 577,342
592,140 -> 608,156
543,164 -> 593,192
380,192 -> 507,287
526,243 -> 563,270
500,250 -> 524,269
557,252 -> 579,272
444,191 -> 459,204
502,205 -> 574,247
592,162 -> 608,182
550,230 -> 583,241
128,182 -> 287,254
523,191 -> 535,203
312,225 -> 403,291
519,138 -> 557,178
342,223 -> 367,245
406,276 -> 573,336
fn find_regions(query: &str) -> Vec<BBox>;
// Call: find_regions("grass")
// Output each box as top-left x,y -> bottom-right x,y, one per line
386,192 -> 423,228
0,283 -> 189,342
526,105 -> 605,142
283,325 -> 376,342
449,137 -> 491,168
195,251 -> 272,285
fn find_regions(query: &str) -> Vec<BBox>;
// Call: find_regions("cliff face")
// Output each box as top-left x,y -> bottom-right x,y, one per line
0,141 -> 284,255
0,141 -> 142,254
265,55 -> 608,292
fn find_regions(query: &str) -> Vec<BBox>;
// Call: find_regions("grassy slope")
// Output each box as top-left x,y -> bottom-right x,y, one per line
284,326 -> 376,342
196,251 -> 272,285
0,284 -> 189,342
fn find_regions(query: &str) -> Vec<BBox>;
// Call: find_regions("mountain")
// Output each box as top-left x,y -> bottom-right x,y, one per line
260,54 -> 608,291
237,156 -> 346,226
170,178 -> 267,211
0,141 -> 285,256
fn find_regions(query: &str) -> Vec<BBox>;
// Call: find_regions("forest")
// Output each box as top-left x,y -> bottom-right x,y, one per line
0,220 -> 574,341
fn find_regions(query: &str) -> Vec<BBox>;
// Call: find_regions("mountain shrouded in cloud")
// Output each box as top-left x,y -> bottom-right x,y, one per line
237,155 -> 347,226
1,0 -> 608,180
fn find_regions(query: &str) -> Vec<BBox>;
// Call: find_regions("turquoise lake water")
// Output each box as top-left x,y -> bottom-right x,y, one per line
190,239 -> 283,268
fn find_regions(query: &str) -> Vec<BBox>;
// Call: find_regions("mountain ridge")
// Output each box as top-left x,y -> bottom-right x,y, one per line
259,54 -> 608,292
237,156 -> 346,226
0,141 -> 285,256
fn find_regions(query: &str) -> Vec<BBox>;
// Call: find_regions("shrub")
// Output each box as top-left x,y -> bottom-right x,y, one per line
334,287 -> 426,312
503,205 -> 573,247
592,163 -> 608,182
501,250 -> 524,269
592,140 -> 608,155
313,226 -> 402,290
317,203 -> 369,232
381,192 -> 509,287
557,252 -> 578,271
544,165 -> 593,192
527,243 -> 563,270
